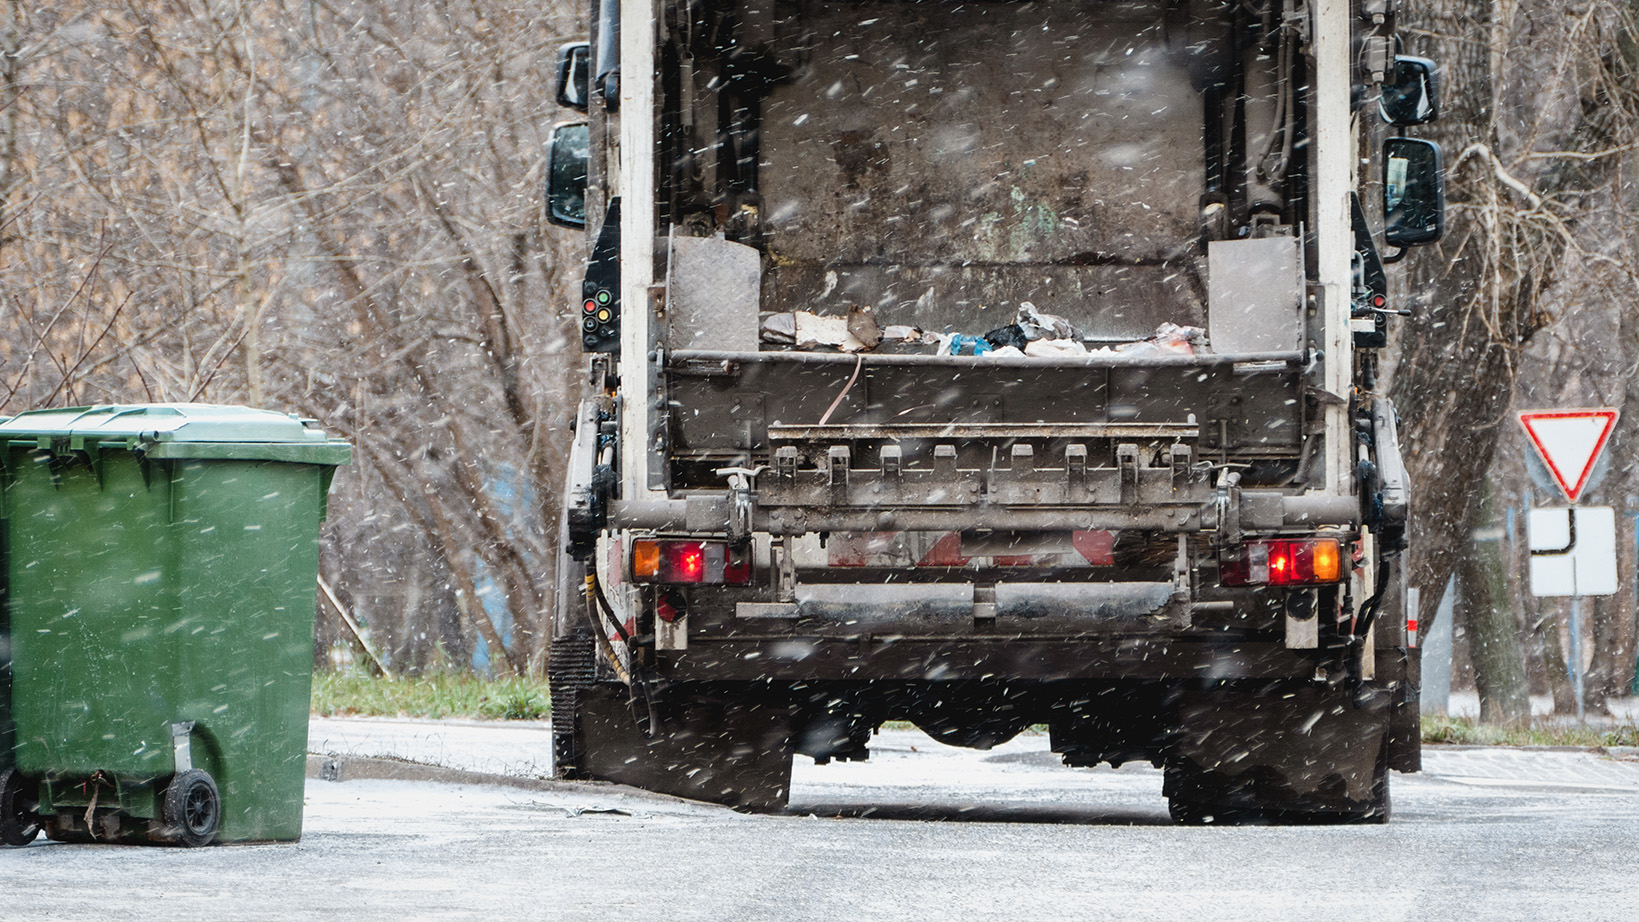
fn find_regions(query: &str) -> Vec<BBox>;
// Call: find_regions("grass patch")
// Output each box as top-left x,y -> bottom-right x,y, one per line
311,672 -> 551,721
1421,715 -> 1639,748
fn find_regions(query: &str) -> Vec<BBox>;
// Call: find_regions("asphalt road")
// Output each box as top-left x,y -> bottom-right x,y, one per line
5,719 -> 1639,922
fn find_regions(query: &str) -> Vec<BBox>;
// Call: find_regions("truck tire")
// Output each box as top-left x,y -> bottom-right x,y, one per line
548,626 -> 595,780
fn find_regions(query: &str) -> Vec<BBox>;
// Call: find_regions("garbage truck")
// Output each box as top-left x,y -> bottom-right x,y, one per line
544,0 -> 1443,822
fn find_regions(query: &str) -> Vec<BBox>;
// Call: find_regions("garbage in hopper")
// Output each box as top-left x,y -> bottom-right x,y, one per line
760,301 -> 1206,358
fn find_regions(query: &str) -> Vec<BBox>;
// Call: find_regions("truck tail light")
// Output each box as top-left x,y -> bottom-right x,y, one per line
668,542 -> 706,583
633,541 -> 661,580
631,540 -> 752,585
1220,538 -> 1343,587
1310,539 -> 1341,581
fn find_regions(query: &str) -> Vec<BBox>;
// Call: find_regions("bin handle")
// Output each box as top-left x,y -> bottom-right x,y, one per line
171,721 -> 196,773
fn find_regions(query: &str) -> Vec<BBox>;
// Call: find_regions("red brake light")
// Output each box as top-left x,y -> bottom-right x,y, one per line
662,542 -> 706,583
1267,542 -> 1294,582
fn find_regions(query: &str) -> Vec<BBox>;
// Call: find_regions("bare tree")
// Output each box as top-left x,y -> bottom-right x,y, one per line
0,0 -> 585,674
1390,0 -> 1639,719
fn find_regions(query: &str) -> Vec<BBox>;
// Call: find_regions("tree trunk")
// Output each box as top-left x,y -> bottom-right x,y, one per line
0,0 -> 22,254
1459,534 -> 1531,723
1505,503 -> 1555,695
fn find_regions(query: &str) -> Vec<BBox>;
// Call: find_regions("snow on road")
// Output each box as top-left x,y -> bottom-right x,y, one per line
308,714 -> 1639,803
7,716 -> 1639,922
309,715 -> 557,778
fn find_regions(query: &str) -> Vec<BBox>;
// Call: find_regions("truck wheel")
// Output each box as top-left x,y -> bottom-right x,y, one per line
548,626 -> 596,780
162,768 -> 221,847
1,768 -> 43,846
1164,757 -> 1263,825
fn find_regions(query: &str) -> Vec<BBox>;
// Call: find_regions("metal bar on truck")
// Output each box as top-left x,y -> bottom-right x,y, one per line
768,422 -> 1201,441
669,349 -> 1306,371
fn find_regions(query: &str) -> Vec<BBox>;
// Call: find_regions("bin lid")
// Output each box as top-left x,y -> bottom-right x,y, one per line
0,404 -> 351,465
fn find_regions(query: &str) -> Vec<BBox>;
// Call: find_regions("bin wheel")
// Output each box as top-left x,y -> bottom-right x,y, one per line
1,768 -> 43,846
163,769 -> 221,847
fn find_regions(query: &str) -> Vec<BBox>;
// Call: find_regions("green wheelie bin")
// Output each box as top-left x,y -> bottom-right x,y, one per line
0,405 -> 349,847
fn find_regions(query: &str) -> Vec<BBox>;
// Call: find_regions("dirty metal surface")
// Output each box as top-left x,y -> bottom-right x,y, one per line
757,1 -> 1208,337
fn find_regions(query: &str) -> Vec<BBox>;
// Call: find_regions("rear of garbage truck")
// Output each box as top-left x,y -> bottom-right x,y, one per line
544,0 -> 1442,821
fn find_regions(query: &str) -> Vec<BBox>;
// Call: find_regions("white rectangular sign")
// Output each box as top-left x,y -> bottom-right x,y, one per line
1528,505 -> 1618,597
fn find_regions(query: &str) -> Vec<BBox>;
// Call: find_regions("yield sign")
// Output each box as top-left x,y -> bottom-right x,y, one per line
1517,408 -> 1619,503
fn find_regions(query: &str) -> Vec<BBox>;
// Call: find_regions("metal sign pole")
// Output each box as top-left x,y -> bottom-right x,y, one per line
1631,511 -> 1639,698
1569,595 -> 1585,721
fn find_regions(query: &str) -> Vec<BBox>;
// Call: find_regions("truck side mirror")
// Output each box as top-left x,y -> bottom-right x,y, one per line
546,122 -> 590,229
557,42 -> 591,111
1380,56 -> 1439,126
1383,137 -> 1445,248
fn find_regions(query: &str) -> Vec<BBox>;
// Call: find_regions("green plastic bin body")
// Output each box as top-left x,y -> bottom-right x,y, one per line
0,405 -> 348,844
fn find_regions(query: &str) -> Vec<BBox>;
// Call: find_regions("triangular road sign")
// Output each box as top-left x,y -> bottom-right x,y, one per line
1518,409 -> 1619,503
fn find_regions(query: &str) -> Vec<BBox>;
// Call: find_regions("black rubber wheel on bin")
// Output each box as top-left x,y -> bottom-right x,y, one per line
1,768 -> 43,846
163,769 -> 221,847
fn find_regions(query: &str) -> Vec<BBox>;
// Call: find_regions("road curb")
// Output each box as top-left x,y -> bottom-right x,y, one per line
1427,743 -> 1639,757
303,753 -> 717,809
306,753 -> 570,791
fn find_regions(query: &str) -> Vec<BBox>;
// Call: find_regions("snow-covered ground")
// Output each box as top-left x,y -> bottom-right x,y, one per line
8,716 -> 1639,922
309,715 -> 556,778
307,714 -> 1639,805
1442,691 -> 1639,721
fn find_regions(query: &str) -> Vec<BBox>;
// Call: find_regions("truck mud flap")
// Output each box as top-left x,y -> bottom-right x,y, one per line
578,683 -> 794,812
1171,684 -> 1391,805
